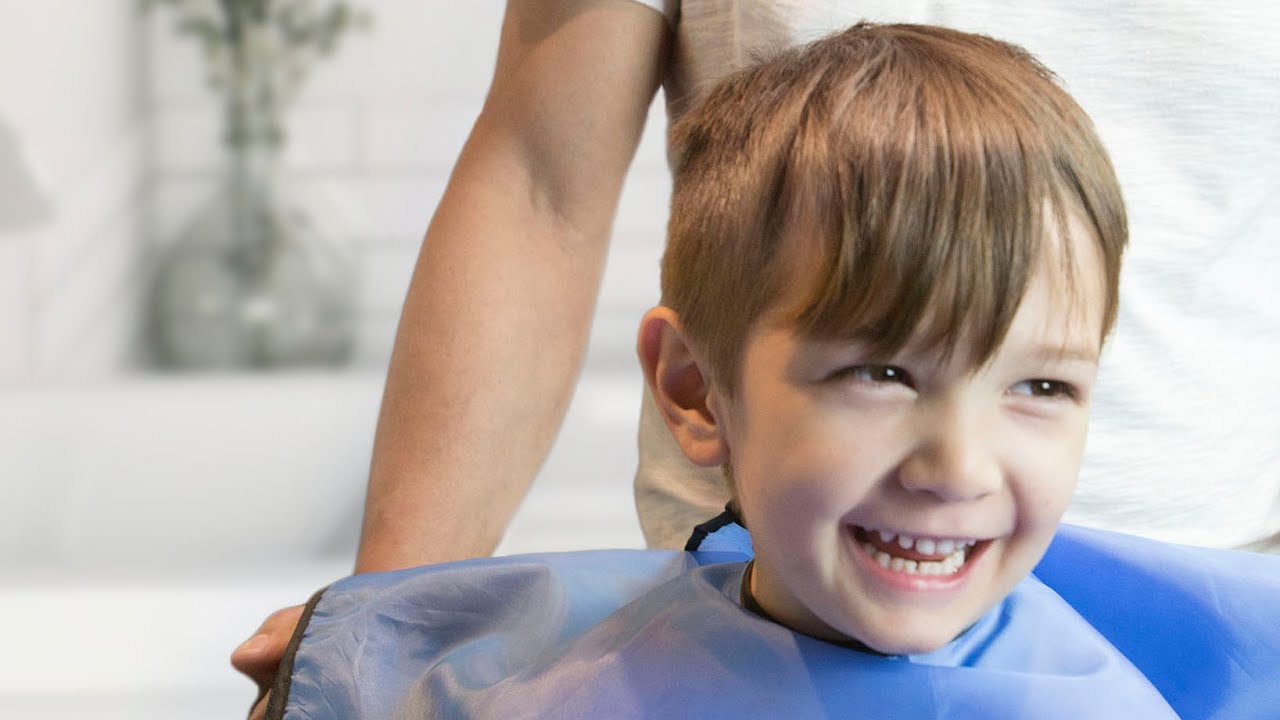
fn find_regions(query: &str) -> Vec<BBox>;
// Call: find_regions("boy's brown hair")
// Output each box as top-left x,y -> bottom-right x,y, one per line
662,22 -> 1127,392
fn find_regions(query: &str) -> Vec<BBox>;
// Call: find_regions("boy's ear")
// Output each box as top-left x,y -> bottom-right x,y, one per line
637,307 -> 730,467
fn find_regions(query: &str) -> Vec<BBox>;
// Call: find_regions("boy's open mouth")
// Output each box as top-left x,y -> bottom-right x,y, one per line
850,526 -> 987,577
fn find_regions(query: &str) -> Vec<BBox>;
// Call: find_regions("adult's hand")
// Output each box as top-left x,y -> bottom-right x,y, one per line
230,604 -> 305,720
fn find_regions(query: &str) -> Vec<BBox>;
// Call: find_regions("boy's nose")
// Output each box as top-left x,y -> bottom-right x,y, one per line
896,404 -> 1002,503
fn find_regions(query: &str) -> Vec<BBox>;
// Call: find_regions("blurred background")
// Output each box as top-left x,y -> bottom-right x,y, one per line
0,2 -> 668,717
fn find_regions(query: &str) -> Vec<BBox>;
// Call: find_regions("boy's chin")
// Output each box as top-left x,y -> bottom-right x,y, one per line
863,633 -> 954,656
839,614 -> 979,656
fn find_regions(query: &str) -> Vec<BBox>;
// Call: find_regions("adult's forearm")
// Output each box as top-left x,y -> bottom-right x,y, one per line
356,177 -> 606,572
354,0 -> 667,573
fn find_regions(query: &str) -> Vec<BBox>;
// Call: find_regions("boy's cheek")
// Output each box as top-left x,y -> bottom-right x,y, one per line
1025,468 -> 1080,524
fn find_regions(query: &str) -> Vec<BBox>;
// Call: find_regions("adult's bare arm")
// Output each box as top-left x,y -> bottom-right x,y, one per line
357,0 -> 669,572
232,3 -> 668,715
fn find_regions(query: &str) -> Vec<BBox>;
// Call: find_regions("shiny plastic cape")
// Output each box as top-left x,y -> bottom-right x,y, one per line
267,522 -> 1280,719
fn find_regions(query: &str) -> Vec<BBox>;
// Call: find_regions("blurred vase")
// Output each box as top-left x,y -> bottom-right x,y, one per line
149,43 -> 356,369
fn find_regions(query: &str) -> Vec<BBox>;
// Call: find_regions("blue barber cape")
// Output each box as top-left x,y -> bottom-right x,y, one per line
268,523 -> 1280,719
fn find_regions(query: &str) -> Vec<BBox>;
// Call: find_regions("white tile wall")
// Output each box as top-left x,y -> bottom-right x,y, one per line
3,8 -> 672,715
34,209 -> 145,374
0,0 -> 146,382
0,240 -> 31,378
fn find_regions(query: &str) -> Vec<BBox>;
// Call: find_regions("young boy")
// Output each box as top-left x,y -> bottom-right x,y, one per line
264,23 -> 1278,719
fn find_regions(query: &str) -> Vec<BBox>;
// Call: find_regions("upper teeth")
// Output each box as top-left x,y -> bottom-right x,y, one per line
860,530 -> 980,577
875,530 -> 977,554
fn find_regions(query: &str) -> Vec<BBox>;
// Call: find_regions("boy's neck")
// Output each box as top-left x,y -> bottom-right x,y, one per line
738,559 -> 892,656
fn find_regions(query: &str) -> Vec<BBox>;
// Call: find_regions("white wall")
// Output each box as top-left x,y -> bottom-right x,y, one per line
0,0 -> 148,381
0,7 -> 665,715
1,6 -> 669,715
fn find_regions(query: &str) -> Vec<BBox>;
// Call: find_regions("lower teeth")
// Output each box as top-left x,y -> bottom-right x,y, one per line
860,542 -> 967,576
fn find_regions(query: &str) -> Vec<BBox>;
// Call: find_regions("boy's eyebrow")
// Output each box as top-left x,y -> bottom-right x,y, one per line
1026,343 -> 1100,365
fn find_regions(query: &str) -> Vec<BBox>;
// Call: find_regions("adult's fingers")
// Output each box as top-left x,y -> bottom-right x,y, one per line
231,604 -> 305,689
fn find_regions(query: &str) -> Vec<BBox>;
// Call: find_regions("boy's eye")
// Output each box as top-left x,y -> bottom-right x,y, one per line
1010,379 -> 1076,399
832,364 -> 913,386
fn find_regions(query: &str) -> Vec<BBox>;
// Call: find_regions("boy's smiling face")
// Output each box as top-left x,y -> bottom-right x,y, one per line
676,222 -> 1106,655
644,20 -> 1128,658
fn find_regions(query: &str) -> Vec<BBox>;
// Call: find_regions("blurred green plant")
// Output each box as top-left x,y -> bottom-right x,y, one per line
141,0 -> 371,147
